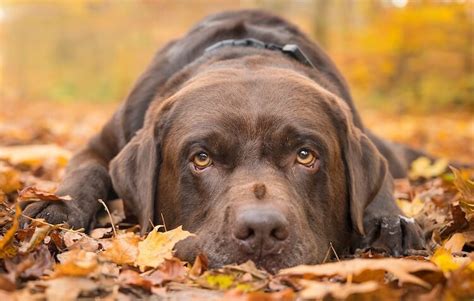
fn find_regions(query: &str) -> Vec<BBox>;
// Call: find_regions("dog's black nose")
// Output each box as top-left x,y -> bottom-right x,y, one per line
233,206 -> 289,255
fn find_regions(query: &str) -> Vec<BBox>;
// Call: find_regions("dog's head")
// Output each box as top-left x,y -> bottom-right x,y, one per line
110,62 -> 388,272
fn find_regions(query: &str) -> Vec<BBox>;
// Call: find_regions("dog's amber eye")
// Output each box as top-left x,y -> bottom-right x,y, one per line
296,148 -> 316,166
193,152 -> 212,169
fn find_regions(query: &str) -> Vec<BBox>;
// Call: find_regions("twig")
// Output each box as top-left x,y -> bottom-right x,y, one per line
330,242 -> 340,261
148,218 -> 156,230
160,212 -> 167,232
322,244 -> 332,263
322,242 -> 341,263
97,199 -> 117,237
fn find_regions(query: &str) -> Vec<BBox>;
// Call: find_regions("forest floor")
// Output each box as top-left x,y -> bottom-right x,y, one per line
0,99 -> 473,300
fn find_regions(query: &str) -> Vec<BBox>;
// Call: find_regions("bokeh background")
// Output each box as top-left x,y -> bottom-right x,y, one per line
0,0 -> 473,161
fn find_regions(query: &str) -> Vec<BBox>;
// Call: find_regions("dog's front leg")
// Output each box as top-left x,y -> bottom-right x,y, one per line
21,123 -> 119,231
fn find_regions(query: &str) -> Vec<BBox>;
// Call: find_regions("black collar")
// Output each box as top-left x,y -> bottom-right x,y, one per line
204,38 -> 315,69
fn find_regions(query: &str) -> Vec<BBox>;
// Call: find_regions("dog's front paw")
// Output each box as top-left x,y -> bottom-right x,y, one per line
21,201 -> 89,230
359,215 -> 425,256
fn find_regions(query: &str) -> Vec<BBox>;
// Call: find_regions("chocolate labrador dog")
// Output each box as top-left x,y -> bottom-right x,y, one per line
23,10 -> 425,272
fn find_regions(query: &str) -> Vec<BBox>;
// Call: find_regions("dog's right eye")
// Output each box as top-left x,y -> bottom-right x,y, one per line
192,151 -> 212,169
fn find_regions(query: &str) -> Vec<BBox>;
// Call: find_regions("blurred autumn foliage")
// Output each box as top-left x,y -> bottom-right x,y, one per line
0,0 -> 472,112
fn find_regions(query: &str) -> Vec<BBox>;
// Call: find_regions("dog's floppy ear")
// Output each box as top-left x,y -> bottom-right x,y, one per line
343,122 -> 388,236
110,125 -> 160,235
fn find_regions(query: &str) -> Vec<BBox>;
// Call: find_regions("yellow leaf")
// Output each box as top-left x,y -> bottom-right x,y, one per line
431,248 -> 460,273
0,204 -> 21,259
204,274 -> 235,290
431,247 -> 474,274
0,163 -> 21,194
101,232 -> 140,265
53,249 -> 98,277
409,157 -> 448,180
450,166 -> 474,215
135,226 -> 193,271
396,198 -> 424,217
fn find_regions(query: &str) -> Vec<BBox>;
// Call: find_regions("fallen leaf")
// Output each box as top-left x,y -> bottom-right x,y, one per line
189,254 -> 208,277
298,279 -> 379,299
145,257 -> 188,286
0,144 -> 71,168
224,261 -> 269,280
280,258 -> 439,288
18,186 -> 72,202
431,247 -> 474,274
409,157 -> 449,180
53,249 -> 98,277
450,166 -> 474,216
90,227 -> 112,239
5,245 -> 54,279
0,163 -> 21,194
443,233 -> 466,253
0,274 -> 15,292
197,261 -> 269,292
43,277 -> 98,301
101,232 -> 140,265
202,273 -> 235,290
118,269 -> 152,291
63,231 -> 99,252
19,224 -> 54,253
0,204 -> 21,259
223,288 -> 295,301
396,197 -> 425,217
135,226 -> 193,271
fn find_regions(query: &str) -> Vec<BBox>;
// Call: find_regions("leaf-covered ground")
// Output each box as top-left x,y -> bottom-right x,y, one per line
0,100 -> 473,300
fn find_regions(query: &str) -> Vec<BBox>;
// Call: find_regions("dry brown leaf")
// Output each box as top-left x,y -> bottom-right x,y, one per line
53,249 -> 98,277
189,254 -> 209,277
101,232 -> 140,265
298,279 -> 379,299
223,288 -> 295,301
118,269 -> 152,291
63,231 -> 99,252
5,245 -> 54,279
89,227 -> 112,239
224,261 -> 269,280
0,274 -> 16,292
18,224 -> 54,253
280,258 -> 439,288
145,257 -> 188,286
18,186 -> 72,202
135,226 -> 193,271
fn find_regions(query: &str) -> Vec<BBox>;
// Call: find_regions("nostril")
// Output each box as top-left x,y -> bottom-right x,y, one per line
234,226 -> 254,241
271,226 -> 289,241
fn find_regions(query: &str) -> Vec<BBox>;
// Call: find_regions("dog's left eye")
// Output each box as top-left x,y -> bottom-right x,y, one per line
193,151 -> 212,169
296,148 -> 317,167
